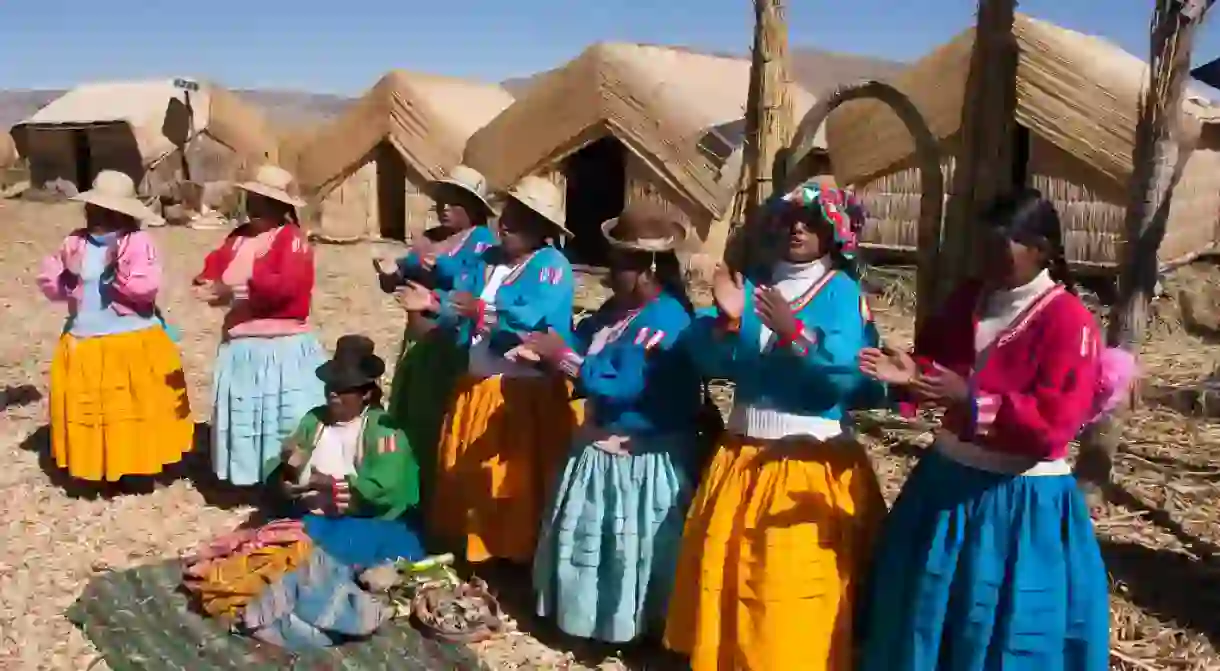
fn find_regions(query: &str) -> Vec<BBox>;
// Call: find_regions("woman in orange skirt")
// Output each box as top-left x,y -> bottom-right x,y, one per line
36,171 -> 193,487
663,184 -> 885,670
395,176 -> 576,564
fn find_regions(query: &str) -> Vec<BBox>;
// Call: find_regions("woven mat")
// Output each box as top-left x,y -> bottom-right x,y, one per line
66,560 -> 485,670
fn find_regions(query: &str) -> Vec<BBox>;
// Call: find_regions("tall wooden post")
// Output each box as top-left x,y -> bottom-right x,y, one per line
1077,0 -> 1215,491
938,0 -> 1020,300
726,0 -> 795,266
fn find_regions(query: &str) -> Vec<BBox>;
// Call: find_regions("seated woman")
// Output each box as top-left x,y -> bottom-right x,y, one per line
526,203 -> 704,643
272,334 -> 424,569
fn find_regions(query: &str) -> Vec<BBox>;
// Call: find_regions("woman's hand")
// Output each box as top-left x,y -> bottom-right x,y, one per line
711,264 -> 745,321
910,365 -> 971,407
521,329 -> 569,364
448,291 -> 481,319
859,347 -> 917,385
754,286 -> 800,342
394,282 -> 436,313
373,257 -> 399,277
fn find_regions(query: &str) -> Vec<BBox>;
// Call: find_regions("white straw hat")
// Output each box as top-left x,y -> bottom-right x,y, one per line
428,164 -> 495,215
236,164 -> 305,208
504,175 -> 571,237
71,171 -> 160,224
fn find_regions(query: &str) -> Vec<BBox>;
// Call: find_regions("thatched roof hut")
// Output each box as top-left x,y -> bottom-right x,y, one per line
818,13 -> 1220,273
11,80 -> 276,197
464,43 -> 820,265
281,71 -> 513,242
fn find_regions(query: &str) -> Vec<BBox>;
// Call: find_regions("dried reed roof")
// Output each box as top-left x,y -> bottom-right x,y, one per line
11,80 -> 276,167
285,70 -> 513,197
464,42 -> 820,228
823,14 -> 1220,187
0,131 -> 15,169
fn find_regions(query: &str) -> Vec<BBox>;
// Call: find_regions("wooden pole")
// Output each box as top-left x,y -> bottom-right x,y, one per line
726,0 -> 795,267
1077,0 -> 1215,492
938,0 -> 1020,300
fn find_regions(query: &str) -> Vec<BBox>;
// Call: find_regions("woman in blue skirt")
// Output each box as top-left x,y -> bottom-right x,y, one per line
857,190 -> 1115,670
194,165 -> 326,486
524,203 -> 704,643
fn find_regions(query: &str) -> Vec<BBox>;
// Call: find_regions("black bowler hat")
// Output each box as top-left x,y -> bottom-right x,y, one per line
316,335 -> 386,391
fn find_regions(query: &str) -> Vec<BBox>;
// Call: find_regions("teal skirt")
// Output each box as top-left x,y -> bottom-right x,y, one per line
386,325 -> 467,524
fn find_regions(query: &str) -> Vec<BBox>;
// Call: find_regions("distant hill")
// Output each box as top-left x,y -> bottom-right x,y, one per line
0,45 -> 905,132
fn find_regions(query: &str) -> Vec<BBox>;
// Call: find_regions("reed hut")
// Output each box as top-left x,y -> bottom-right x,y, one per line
0,131 -> 16,169
10,80 -> 276,198
819,13 -> 1220,273
282,71 -> 513,243
464,43 -> 820,266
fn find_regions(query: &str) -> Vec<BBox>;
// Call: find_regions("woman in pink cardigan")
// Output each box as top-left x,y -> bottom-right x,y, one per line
37,171 -> 193,487
856,190 -> 1115,670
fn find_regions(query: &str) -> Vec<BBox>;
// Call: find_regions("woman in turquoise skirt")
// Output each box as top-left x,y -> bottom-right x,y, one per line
374,165 -> 496,520
523,203 -> 704,643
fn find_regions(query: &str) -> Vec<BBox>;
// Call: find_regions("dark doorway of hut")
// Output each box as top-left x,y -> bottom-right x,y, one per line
72,129 -> 92,191
563,137 -> 625,267
376,142 -> 408,241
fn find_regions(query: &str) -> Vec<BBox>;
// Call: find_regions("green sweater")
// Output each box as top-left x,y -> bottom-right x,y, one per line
270,406 -> 420,520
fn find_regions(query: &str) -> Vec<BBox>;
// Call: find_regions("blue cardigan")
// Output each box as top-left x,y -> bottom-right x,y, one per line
567,291 -> 701,436
395,225 -> 496,291
436,244 -> 575,353
687,268 -> 881,424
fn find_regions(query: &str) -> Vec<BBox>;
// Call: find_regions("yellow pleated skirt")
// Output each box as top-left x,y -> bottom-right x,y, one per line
664,432 -> 886,671
431,373 -> 576,563
49,327 -> 194,482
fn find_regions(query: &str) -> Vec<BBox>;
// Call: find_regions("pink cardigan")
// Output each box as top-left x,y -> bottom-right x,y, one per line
37,229 -> 162,315
903,281 -> 1102,461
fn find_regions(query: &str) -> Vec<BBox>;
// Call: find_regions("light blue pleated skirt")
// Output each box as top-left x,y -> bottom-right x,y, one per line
211,333 -> 326,486
858,449 -> 1110,671
533,431 -> 695,643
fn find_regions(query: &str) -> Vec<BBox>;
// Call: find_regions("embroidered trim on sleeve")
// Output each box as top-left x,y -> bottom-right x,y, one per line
559,349 -> 584,377
975,392 -> 1001,437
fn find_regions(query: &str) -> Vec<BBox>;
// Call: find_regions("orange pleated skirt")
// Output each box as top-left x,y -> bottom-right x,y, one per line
430,374 -> 577,563
49,327 -> 194,482
664,432 -> 886,671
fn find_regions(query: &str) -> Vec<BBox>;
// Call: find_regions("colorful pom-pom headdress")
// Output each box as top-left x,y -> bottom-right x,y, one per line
776,182 -> 867,257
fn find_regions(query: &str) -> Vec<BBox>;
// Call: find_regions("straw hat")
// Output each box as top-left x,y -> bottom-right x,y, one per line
601,203 -> 688,253
428,164 -> 494,216
504,175 -> 571,237
71,171 -> 160,223
236,165 -> 305,208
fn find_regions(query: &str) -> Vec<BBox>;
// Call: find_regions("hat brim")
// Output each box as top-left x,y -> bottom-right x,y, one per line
72,190 -> 162,225
428,178 -> 496,215
316,359 -> 384,390
238,181 -> 306,208
505,192 -> 573,238
599,216 -> 688,252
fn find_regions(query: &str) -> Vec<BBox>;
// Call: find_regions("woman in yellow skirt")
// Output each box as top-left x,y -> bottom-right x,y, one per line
395,176 -> 575,564
663,184 -> 886,670
36,171 -> 193,486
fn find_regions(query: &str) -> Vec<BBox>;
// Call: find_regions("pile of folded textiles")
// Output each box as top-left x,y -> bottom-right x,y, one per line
181,516 -> 425,651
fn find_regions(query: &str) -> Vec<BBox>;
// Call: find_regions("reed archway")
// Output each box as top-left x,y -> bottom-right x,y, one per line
785,80 -> 944,327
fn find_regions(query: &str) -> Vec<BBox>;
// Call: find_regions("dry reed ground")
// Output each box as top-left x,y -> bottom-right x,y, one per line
1,198 -> 1219,670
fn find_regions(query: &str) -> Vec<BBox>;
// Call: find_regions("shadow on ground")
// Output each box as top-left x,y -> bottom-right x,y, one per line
19,421 -> 265,509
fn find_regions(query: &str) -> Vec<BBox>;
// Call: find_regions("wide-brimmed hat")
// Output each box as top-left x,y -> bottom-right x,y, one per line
600,203 -> 688,253
237,164 -> 305,208
504,175 -> 572,238
316,335 -> 386,391
428,164 -> 495,216
71,170 -> 161,224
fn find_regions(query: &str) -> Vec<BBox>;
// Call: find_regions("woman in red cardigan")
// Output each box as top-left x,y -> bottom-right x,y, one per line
856,189 -> 1113,670
193,165 -> 326,486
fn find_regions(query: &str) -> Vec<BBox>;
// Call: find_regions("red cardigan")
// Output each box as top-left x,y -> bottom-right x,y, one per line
904,280 -> 1102,461
195,224 -> 314,322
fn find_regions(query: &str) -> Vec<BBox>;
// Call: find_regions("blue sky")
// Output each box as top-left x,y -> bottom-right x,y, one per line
2,0 -> 1219,94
